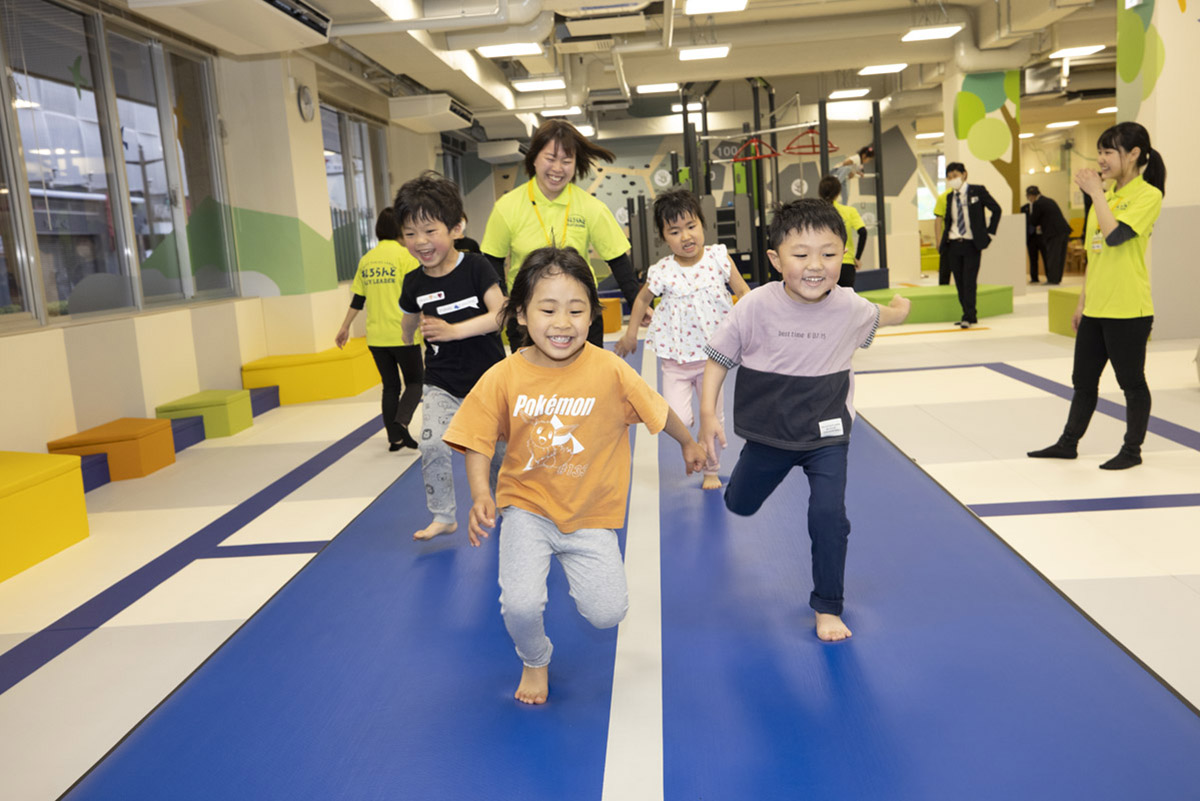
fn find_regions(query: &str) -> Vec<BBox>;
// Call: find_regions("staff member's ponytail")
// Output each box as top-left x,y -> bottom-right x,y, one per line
1097,121 -> 1166,196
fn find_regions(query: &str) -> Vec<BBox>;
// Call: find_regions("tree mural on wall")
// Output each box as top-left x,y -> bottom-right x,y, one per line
1116,0 -> 1166,121
954,70 -> 1021,211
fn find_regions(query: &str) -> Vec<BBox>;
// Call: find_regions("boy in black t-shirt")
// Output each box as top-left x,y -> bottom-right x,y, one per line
397,171 -> 506,541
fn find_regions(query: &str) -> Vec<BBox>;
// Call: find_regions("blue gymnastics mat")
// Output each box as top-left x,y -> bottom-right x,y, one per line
659,409 -> 1200,800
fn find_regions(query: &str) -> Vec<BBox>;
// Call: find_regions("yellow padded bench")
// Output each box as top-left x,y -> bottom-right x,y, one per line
600,298 -> 623,334
47,418 -> 175,481
1048,287 -> 1081,338
241,337 -> 379,405
157,390 -> 253,438
0,451 -> 89,582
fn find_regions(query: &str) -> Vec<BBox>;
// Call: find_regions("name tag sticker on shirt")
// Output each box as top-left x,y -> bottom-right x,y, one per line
437,297 -> 480,315
819,418 -> 844,438
970,196 -> 979,204
1091,232 -> 1103,253
416,291 -> 445,306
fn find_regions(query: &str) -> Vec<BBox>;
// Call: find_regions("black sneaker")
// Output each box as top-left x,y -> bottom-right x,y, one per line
397,427 -> 420,449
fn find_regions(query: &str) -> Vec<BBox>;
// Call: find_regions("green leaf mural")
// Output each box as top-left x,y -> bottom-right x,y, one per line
1141,24 -> 1165,100
1117,10 -> 1145,83
968,117 -> 1011,161
961,72 -> 1008,113
954,91 -> 985,140
1116,0 -> 1166,120
1132,0 -> 1155,30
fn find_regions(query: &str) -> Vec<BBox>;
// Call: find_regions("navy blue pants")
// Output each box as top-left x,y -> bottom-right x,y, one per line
724,440 -> 851,616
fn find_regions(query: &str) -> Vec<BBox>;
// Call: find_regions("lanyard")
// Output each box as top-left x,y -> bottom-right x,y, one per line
528,180 -> 571,247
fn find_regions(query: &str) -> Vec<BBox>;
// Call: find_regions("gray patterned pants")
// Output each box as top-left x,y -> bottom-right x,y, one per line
420,384 -> 504,524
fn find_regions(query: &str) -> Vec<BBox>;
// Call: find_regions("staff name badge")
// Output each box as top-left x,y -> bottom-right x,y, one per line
819,418 -> 844,438
416,291 -> 445,306
437,297 -> 480,315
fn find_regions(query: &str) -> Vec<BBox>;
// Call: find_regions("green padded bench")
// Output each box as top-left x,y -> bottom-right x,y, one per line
858,284 -> 1013,324
1048,286 -> 1082,338
156,390 -> 253,438
0,451 -> 89,581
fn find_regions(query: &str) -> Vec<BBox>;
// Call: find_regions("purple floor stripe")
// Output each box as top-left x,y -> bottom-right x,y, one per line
203,542 -> 328,558
971,493 -> 1200,517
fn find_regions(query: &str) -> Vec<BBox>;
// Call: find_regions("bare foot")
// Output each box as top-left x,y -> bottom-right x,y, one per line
514,665 -> 549,705
815,612 -> 852,642
413,521 -> 457,541
701,474 -> 723,490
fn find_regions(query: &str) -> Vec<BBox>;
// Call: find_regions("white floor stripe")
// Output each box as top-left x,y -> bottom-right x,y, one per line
601,350 -> 665,801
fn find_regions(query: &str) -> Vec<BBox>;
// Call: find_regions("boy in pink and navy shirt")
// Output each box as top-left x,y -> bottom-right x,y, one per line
699,199 -> 911,642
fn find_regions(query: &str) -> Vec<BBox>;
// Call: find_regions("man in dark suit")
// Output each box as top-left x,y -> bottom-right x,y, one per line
1025,186 -> 1071,285
1020,197 -> 1042,283
939,162 -> 1002,328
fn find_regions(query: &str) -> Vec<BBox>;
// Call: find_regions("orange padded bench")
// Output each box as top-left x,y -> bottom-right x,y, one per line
47,418 -> 175,481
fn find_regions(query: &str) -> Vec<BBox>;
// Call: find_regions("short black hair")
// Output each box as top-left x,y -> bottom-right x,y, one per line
818,175 -> 842,202
1025,186 -> 1040,197
652,188 -> 705,238
768,198 -> 846,250
374,207 -> 400,241
524,120 -> 615,182
393,170 -> 465,231
501,246 -> 603,333
858,145 -> 874,161
945,161 -> 966,176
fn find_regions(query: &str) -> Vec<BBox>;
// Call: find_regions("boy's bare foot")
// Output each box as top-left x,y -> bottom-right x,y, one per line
413,521 -> 457,541
701,474 -> 723,490
815,612 -> 852,642
515,665 -> 549,705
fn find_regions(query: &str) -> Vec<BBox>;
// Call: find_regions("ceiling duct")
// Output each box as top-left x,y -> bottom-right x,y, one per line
587,89 -> 630,112
126,0 -> 329,55
556,35 -> 616,54
331,0 -> 542,37
389,93 -> 474,133
563,13 -> 647,36
478,140 -> 528,163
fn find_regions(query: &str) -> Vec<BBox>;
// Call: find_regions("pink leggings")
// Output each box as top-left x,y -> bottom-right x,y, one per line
661,358 -> 724,475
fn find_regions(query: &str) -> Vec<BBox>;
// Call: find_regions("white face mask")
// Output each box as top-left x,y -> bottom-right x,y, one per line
947,177 -> 964,191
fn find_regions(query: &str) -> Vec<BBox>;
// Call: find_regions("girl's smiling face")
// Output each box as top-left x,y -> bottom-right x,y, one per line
517,269 -> 594,367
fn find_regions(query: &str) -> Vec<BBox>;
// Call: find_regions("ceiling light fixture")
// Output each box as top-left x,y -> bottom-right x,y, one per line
541,106 -> 582,117
683,0 -> 747,14
575,124 -> 596,137
671,102 -> 704,112
858,63 -> 908,75
1097,106 -> 1118,114
512,76 -> 566,92
1048,45 -> 1105,59
1019,132 -> 1035,139
678,44 -> 731,61
13,99 -> 40,109
914,132 -> 944,139
1046,120 -> 1080,128
476,42 -> 544,58
830,88 -> 870,99
901,24 -> 963,41
636,82 -> 681,94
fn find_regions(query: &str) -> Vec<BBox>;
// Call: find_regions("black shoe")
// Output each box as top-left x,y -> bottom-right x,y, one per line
388,441 -> 403,452
397,427 -> 420,449
1028,440 -> 1078,459
1100,446 -> 1142,470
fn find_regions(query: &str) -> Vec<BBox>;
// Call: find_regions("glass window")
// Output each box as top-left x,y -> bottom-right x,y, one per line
3,0 -> 135,317
322,108 -> 388,282
166,50 -> 234,296
0,156 -> 27,315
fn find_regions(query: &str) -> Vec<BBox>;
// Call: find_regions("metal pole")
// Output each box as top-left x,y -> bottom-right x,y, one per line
670,151 -> 679,185
636,193 -> 650,279
872,100 -> 888,272
818,99 -> 830,176
701,96 -> 712,195
750,79 -> 767,284
768,85 -> 779,206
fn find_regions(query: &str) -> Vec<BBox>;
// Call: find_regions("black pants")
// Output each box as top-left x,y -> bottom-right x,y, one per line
942,240 -> 982,323
369,344 -> 424,443
507,315 -> 605,353
1039,232 -> 1068,285
837,263 -> 856,289
1026,234 -> 1042,281
724,441 -> 851,616
1062,315 -> 1153,449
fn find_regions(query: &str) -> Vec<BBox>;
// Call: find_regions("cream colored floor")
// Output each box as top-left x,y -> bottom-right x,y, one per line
1,280 -> 1198,800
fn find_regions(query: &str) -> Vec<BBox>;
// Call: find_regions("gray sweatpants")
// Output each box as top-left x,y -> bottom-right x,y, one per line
420,384 -> 504,524
498,506 -> 629,668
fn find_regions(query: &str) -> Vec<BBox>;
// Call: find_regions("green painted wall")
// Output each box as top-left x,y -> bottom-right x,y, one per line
232,206 -> 337,295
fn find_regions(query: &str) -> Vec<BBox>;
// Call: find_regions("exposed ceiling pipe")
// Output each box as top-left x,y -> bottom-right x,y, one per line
443,11 -> 555,51
331,0 -> 542,38
880,87 -> 942,113
662,0 -> 675,49
952,35 -> 1034,72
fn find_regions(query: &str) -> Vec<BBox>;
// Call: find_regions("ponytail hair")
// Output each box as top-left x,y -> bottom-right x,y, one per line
1097,122 -> 1166,196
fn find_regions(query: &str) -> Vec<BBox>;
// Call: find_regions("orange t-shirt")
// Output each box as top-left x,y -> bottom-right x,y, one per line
444,344 -> 668,533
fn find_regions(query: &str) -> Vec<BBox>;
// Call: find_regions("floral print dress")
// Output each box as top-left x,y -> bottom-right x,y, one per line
644,244 -> 736,365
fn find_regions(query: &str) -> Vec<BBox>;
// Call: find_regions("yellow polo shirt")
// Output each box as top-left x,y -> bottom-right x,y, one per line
933,189 -> 950,218
1083,175 -> 1160,319
481,180 -> 631,286
833,201 -> 865,265
351,240 -> 423,346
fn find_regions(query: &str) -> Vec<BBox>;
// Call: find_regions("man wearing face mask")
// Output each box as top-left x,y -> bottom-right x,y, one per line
939,163 -> 1003,328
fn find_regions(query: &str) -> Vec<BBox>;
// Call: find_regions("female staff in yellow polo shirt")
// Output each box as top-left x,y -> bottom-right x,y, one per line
481,120 -> 641,350
818,175 -> 867,289
1028,122 -> 1166,470
335,208 -> 423,451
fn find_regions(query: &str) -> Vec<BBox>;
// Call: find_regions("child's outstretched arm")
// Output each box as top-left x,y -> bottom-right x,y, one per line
401,311 -> 420,346
877,294 -> 912,328
660,407 -> 706,474
464,448 -> 498,547
697,360 -> 729,466
421,283 -> 506,342
614,284 -> 656,357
